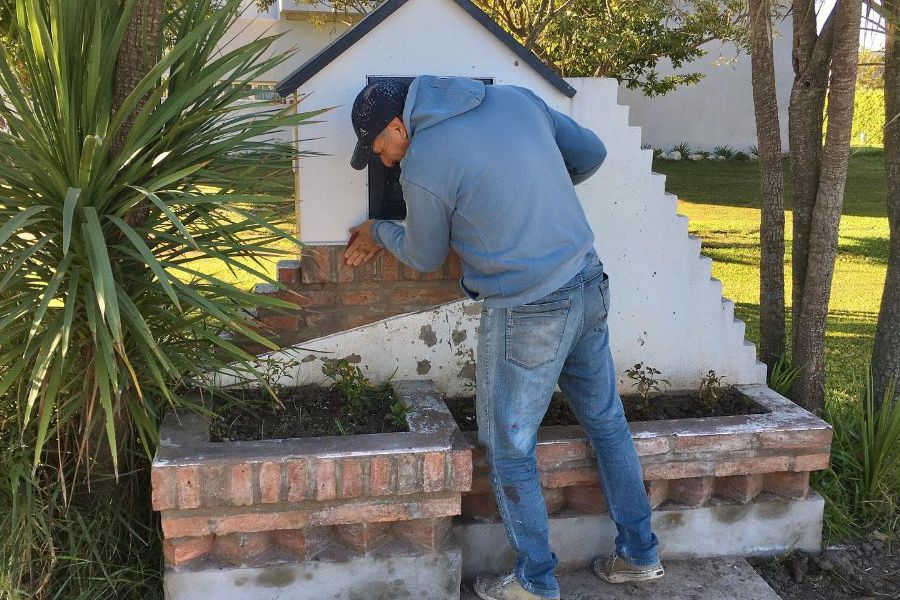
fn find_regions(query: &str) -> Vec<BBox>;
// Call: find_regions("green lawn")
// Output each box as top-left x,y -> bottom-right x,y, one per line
654,148 -> 888,402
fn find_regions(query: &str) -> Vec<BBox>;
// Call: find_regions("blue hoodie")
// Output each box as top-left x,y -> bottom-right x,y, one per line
371,75 -> 606,308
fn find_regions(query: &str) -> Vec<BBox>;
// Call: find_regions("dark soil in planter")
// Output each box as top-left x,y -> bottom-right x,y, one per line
208,384 -> 408,441
445,388 -> 767,431
749,540 -> 899,600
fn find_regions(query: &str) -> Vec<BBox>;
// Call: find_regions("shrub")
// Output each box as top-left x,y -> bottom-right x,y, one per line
714,145 -> 735,159
852,88 -> 885,147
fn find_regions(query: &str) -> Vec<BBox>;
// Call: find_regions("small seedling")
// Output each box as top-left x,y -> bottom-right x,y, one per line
625,362 -> 670,402
386,398 -> 412,428
698,370 -> 727,408
322,358 -> 371,413
334,417 -> 350,436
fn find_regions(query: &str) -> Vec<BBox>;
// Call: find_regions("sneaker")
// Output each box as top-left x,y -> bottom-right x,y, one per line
473,573 -> 558,600
592,552 -> 665,584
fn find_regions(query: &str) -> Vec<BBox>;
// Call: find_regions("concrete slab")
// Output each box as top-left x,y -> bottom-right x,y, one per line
164,542 -> 462,600
456,492 -> 824,577
460,556 -> 780,600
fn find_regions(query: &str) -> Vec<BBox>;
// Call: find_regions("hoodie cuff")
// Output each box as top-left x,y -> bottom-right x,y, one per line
370,220 -> 388,247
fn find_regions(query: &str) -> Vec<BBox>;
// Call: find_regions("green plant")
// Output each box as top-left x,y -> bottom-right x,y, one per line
769,353 -> 802,397
714,145 -> 735,159
322,359 -> 372,414
698,369 -> 727,408
733,150 -> 750,161
386,398 -> 412,428
814,370 -> 900,541
748,144 -> 759,156
333,417 -> 349,436
625,362 -> 670,401
672,142 -> 692,157
0,0 -> 323,595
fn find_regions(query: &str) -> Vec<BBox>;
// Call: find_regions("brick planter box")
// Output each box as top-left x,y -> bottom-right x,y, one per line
152,381 -> 472,600
454,384 -> 833,577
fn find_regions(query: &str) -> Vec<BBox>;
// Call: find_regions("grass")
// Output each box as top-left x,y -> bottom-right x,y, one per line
654,147 -> 888,403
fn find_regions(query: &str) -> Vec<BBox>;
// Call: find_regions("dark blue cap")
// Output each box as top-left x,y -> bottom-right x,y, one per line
350,79 -> 410,170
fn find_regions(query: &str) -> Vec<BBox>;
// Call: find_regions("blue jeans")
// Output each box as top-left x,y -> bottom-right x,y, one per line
476,252 -> 660,598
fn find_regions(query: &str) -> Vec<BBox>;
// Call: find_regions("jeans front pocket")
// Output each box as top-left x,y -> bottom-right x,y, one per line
505,298 -> 571,369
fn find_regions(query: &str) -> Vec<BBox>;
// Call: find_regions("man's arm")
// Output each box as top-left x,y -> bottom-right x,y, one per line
370,179 -> 451,272
523,89 -> 607,185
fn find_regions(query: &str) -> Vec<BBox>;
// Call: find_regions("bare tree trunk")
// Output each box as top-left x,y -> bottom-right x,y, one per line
750,0 -> 785,372
874,0 -> 900,409
791,0 -> 861,414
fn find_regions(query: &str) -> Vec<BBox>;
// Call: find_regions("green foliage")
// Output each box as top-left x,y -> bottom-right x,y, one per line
853,87 -> 885,147
714,145 -> 735,159
322,359 -> 372,413
769,353 -> 802,397
0,0 -> 323,595
625,362 -> 670,401
733,150 -> 750,161
672,142 -> 693,157
386,397 -> 412,428
698,369 -> 727,408
857,48 -> 885,90
814,371 -> 900,540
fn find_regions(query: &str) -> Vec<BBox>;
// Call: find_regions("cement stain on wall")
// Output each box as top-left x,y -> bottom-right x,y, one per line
451,329 -> 467,345
419,324 -> 438,347
417,359 -> 432,375
254,566 -> 297,587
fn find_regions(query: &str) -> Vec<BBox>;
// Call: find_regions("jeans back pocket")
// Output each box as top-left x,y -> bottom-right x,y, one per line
505,299 -> 571,369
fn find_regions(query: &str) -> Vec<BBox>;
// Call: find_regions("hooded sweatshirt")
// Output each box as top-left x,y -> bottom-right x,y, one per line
370,75 -> 606,308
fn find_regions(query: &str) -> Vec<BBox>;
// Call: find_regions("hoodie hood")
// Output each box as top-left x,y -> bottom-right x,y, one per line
402,75 -> 485,137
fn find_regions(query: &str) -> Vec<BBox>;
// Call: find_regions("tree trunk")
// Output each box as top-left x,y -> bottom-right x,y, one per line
750,0 -> 785,372
874,0 -> 900,409
791,0 -> 861,414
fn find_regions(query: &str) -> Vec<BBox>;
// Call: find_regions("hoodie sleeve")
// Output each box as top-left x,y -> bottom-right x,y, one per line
522,89 -> 606,185
370,179 -> 450,273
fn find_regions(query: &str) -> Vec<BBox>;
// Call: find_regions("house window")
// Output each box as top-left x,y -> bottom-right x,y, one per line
367,76 -> 493,220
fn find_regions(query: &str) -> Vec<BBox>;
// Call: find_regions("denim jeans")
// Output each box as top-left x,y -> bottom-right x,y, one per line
475,252 -> 660,598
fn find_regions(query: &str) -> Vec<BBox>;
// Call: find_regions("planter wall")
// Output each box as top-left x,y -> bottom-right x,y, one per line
455,384 -> 833,576
152,381 -> 472,600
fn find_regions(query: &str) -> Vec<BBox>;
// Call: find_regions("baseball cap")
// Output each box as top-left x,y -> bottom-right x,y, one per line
350,79 -> 411,170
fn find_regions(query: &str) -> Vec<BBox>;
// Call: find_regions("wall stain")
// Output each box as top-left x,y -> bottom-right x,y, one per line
417,359 -> 432,375
342,353 -> 362,364
452,329 -> 468,345
348,579 -> 412,600
254,566 -> 297,587
419,325 -> 438,347
458,360 -> 476,382
302,354 -> 318,363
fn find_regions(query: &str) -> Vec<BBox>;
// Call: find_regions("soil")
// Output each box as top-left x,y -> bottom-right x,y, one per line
208,384 -> 408,441
444,388 -> 767,431
749,540 -> 900,600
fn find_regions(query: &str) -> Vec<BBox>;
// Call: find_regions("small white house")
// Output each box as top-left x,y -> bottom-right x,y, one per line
260,0 -> 766,394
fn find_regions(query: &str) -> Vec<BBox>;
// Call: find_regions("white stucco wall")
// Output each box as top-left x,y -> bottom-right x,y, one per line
240,0 -> 767,390
617,16 -> 794,153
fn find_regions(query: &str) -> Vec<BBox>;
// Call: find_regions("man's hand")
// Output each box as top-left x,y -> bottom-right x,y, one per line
344,219 -> 382,267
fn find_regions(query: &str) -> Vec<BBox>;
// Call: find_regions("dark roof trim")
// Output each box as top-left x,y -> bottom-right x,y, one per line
275,0 -> 576,98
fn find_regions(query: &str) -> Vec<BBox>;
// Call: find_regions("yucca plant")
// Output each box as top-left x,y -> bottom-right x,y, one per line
0,0 -> 323,595
768,352 -> 802,397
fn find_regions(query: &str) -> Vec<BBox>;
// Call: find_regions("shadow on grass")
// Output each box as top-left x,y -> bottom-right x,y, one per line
839,236 -> 890,264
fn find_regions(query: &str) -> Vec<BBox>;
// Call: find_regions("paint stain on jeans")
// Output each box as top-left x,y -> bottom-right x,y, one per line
503,485 -> 521,504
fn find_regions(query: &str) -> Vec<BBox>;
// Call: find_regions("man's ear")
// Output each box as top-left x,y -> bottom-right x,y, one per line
390,116 -> 408,139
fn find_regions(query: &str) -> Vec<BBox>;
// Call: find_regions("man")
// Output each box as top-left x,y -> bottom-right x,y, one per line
344,76 -> 663,600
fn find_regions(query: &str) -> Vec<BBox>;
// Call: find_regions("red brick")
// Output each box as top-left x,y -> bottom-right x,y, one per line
335,522 -> 391,554
341,459 -> 363,498
470,472 -> 492,494
793,453 -> 830,472
674,433 -> 755,453
424,265 -> 446,281
397,454 -> 420,494
177,466 -> 201,509
391,287 -> 460,305
259,462 -> 282,504
216,532 -> 269,564
231,464 -> 253,506
447,252 -> 464,279
201,465 -> 231,507
355,258 -> 378,282
633,436 -> 671,456
377,253 -> 400,281
393,517 -> 451,550
713,455 -> 791,477
315,459 -> 338,500
369,456 -> 392,496
423,452 -> 446,493
642,461 -> 712,480
341,289 -> 379,306
277,263 -> 300,285
542,467 -> 598,488
461,493 -> 499,521
565,485 -> 607,514
399,263 -> 423,281
449,449 -> 473,491
715,474 -> 764,503
667,476 -> 715,506
163,535 -> 214,566
301,247 -> 333,284
260,315 -> 300,333
312,494 -> 459,526
764,471 -> 810,498
537,441 -> 590,468
151,467 -> 177,511
301,288 -> 338,307
272,529 -> 306,558
758,429 -> 832,450
544,487 -> 567,514
342,312 -> 382,330
645,479 -> 669,508
286,459 -> 309,502
472,447 -> 489,469
337,256 -> 356,283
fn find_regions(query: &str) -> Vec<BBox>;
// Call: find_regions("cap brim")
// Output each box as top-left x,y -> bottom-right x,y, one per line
350,139 -> 371,170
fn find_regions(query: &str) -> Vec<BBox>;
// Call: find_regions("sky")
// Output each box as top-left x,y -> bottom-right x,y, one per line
816,0 -> 885,50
